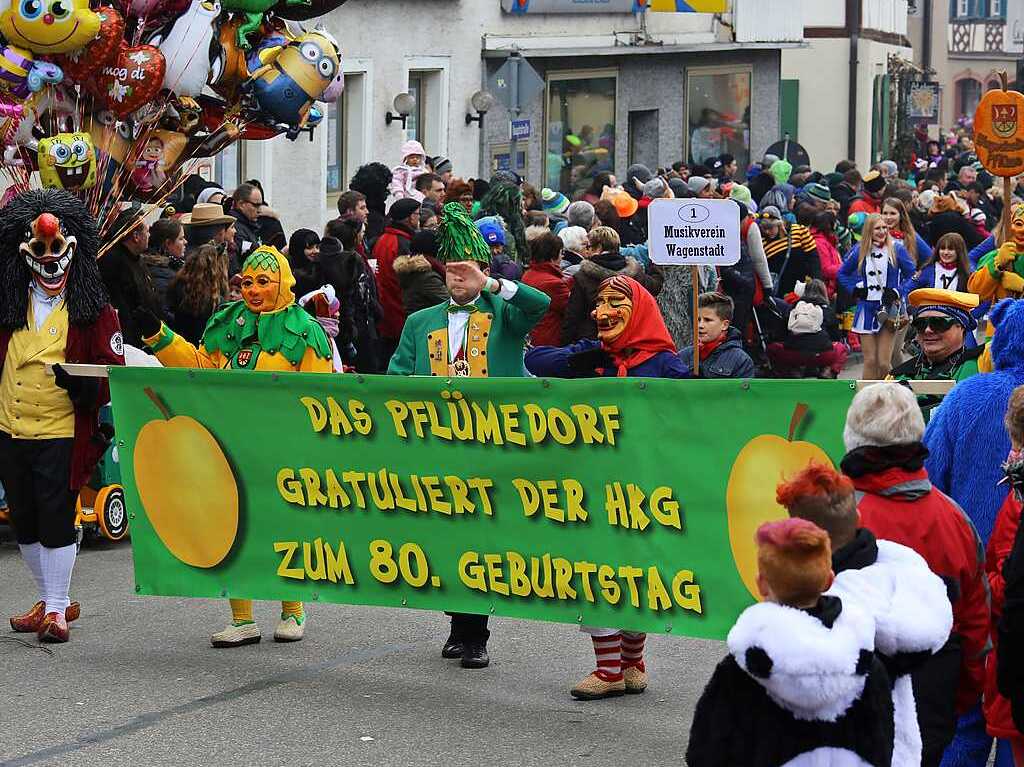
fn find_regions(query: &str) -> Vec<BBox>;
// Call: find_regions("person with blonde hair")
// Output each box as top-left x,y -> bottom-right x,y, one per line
838,213 -> 915,379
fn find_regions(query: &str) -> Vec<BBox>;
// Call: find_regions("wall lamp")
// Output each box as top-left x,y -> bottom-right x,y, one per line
385,92 -> 416,128
465,89 -> 497,127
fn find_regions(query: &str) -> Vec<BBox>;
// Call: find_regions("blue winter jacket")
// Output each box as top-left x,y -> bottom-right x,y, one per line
838,243 -> 916,297
968,235 -> 995,269
524,338 -> 688,379
925,298 -> 1024,542
678,327 -> 755,379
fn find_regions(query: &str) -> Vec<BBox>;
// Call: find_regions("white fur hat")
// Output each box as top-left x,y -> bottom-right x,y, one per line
843,383 -> 925,451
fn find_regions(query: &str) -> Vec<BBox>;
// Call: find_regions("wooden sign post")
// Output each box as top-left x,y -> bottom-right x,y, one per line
974,71 -> 1024,244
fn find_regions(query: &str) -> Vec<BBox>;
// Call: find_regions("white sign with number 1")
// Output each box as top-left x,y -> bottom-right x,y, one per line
647,198 -> 741,267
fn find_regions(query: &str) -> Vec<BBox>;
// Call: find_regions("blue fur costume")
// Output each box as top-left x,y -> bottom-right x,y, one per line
925,298 -> 1024,767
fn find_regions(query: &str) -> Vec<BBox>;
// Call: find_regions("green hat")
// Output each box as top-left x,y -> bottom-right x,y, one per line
770,160 -> 793,185
438,202 -> 491,265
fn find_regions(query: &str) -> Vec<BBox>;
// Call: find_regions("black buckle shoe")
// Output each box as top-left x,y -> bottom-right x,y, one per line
441,632 -> 463,659
460,641 -> 489,669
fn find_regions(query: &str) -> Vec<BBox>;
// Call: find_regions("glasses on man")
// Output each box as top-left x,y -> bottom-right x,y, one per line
911,316 -> 959,333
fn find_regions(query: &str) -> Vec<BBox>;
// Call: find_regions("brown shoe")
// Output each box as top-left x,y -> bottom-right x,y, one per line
10,601 -> 81,632
38,612 -> 70,643
570,672 -> 626,701
623,665 -> 648,694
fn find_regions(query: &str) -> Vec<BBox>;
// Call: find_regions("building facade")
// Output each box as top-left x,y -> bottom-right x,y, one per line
908,0 -> 1024,126
779,0 -> 914,174
220,0 -> 798,234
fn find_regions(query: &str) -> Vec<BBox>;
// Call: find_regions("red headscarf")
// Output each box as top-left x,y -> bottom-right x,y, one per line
595,275 -> 677,377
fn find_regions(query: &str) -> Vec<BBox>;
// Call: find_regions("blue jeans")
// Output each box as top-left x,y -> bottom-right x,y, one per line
941,706 -> 1015,767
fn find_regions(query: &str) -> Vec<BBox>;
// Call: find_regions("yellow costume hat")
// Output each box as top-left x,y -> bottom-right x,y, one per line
908,288 -> 979,331
240,245 -> 295,312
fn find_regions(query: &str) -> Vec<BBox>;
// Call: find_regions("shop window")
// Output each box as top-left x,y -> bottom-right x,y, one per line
545,71 -> 616,197
686,67 -> 751,173
215,141 -> 244,193
956,77 -> 983,118
326,92 -> 346,194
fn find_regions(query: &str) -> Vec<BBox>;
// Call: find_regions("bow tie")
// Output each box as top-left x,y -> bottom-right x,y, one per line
447,304 -> 478,315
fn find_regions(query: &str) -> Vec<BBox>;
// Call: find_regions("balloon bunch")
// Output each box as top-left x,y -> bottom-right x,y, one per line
0,0 -> 348,225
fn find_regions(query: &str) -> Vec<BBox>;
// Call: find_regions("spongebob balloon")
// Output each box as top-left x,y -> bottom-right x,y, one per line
38,132 -> 96,190
0,0 -> 101,54
243,27 -> 339,140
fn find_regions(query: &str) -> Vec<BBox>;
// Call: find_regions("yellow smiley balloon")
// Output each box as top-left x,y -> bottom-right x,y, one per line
0,0 -> 100,55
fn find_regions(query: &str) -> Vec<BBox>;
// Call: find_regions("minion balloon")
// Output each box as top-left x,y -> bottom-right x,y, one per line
0,0 -> 101,54
243,27 -> 339,140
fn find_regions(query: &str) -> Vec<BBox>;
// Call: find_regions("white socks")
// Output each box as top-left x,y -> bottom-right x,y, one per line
19,543 -> 44,602
39,543 -> 76,615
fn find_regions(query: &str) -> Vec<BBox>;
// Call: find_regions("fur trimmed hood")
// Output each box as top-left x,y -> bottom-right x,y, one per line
829,539 -> 952,657
728,597 -> 875,722
393,254 -> 434,275
573,255 -> 644,290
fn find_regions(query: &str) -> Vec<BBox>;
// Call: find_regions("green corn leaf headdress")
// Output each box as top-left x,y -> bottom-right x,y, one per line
438,202 -> 491,265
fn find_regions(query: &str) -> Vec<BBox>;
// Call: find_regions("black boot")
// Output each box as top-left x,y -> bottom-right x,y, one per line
461,640 -> 489,669
441,631 -> 463,659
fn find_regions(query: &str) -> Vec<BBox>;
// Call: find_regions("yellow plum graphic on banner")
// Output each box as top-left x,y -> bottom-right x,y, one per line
726,403 -> 833,600
133,387 -> 238,568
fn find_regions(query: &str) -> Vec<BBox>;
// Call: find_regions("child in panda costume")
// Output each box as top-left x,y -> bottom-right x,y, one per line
777,462 -> 955,767
686,518 -> 895,767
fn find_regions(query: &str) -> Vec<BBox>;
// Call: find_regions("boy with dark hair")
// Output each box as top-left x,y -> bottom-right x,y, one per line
687,518 -> 895,767
678,292 -> 754,378
777,463 -> 954,766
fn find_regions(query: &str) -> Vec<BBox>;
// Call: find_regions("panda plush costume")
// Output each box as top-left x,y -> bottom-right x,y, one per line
829,536 -> 954,767
686,593 -> 895,767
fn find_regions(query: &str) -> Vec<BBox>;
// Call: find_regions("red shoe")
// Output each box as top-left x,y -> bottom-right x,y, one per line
10,601 -> 45,632
10,601 -> 81,632
38,612 -> 69,643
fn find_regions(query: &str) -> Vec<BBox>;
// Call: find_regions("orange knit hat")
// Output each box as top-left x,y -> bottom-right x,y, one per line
756,518 -> 833,606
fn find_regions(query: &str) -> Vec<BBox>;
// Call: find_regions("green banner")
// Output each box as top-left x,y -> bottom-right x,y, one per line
108,369 -> 856,639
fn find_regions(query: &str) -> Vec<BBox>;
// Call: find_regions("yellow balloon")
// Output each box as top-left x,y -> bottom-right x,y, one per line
726,410 -> 833,601
134,413 -> 239,568
0,0 -> 101,54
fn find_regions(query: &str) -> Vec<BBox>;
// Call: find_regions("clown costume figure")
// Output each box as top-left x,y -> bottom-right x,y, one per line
137,245 -> 331,647
0,189 -> 125,643
525,275 -> 684,698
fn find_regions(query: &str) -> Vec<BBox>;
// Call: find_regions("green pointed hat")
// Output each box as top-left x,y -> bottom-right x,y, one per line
438,202 -> 491,265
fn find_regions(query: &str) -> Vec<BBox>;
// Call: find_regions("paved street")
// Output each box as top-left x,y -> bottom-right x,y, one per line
0,535 -> 723,767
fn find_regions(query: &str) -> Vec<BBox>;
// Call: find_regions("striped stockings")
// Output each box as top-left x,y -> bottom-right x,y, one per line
621,632 -> 646,671
591,633 -> 623,682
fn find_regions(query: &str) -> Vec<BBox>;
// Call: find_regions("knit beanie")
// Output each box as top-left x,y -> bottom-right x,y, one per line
804,182 -> 832,204
438,202 -> 490,264
541,187 -> 570,216
756,518 -> 833,606
389,197 -> 421,223
770,160 -> 793,185
643,178 -> 669,199
729,184 -> 753,208
409,229 -> 438,258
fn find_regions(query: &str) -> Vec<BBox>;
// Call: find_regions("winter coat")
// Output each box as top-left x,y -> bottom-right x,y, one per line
142,252 -> 182,317
98,242 -> 166,349
849,196 -> 882,216
812,228 -> 842,294
686,595 -> 895,767
522,260 -> 570,347
371,224 -> 414,340
762,223 -> 821,297
393,254 -> 448,316
925,210 -> 984,250
828,529 -> 954,766
834,181 -> 858,221
387,164 -> 426,208
560,252 -> 663,344
679,326 -> 755,379
925,297 -> 1024,542
842,446 -> 989,713
788,300 -> 823,335
525,338 -> 687,379
984,492 -> 1024,741
229,210 -> 261,269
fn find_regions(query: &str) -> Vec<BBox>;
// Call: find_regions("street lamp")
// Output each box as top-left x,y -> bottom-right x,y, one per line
385,92 -> 416,128
465,89 -> 497,127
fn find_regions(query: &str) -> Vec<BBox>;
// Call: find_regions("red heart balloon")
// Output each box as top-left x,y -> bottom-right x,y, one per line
97,44 -> 166,118
57,7 -> 125,85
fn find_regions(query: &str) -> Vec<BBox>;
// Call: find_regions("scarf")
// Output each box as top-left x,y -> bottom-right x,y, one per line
840,442 -> 930,478
597,275 -> 676,377
1001,447 -> 1024,501
698,333 -> 727,361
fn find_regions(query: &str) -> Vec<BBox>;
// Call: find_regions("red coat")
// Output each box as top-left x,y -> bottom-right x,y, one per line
849,196 -> 882,216
0,304 -> 124,489
984,493 -> 1023,742
522,261 -> 570,347
853,467 -> 989,713
372,225 -> 413,340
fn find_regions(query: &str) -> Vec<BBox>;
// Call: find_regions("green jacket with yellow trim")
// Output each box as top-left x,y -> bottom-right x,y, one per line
387,282 -> 550,377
